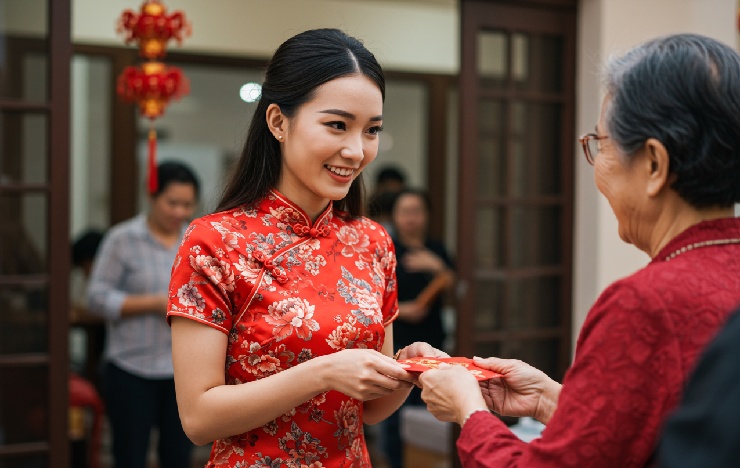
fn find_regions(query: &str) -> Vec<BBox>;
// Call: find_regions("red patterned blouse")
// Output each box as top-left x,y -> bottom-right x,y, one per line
458,217 -> 740,467
167,190 -> 398,467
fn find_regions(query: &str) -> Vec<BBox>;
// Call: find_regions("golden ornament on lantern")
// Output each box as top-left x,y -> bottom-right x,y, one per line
117,0 -> 191,60
116,0 -> 191,194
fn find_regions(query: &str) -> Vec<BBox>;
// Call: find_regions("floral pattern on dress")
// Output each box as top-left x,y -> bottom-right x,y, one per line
167,190 -> 397,467
265,298 -> 320,341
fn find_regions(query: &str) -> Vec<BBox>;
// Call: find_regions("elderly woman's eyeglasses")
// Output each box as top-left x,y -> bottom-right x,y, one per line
578,133 -> 609,165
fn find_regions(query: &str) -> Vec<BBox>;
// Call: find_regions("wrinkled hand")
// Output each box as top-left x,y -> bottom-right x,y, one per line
320,349 -> 414,401
403,249 -> 446,273
419,364 -> 486,425
474,357 -> 561,424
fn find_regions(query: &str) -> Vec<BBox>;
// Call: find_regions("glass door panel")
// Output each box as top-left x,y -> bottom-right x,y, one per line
477,31 -> 508,90
512,33 -> 564,93
506,277 -> 561,329
510,206 -> 562,267
70,55 -> 112,236
0,283 -> 48,354
0,193 -> 47,275
510,101 -> 562,196
0,112 -> 48,185
0,366 -> 48,444
0,0 -> 48,100
474,207 -> 505,269
477,99 -> 506,196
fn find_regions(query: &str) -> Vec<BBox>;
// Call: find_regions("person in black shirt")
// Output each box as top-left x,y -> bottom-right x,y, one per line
381,188 -> 455,468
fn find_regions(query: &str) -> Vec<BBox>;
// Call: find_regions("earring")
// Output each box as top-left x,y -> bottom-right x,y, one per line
277,135 -> 283,140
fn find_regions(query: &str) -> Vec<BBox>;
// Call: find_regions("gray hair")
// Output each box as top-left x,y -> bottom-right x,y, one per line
602,33 -> 740,208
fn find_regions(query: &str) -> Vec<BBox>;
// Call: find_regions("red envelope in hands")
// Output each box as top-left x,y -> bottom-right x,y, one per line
396,357 -> 502,381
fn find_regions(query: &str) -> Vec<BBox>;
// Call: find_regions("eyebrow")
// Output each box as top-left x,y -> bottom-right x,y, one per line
318,109 -> 383,121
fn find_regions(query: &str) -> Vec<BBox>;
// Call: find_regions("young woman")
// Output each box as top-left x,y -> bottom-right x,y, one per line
167,28 -> 443,467
88,161 -> 199,468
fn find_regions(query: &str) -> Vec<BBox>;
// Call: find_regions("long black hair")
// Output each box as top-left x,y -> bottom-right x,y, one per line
216,28 -> 385,216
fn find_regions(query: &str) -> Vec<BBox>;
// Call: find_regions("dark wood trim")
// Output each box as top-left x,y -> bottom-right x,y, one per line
0,101 -> 50,112
0,184 -> 49,193
167,50 -> 268,70
0,275 -> 48,285
462,0 -> 577,9
49,0 -> 72,465
0,442 -> 49,457
0,354 -> 49,367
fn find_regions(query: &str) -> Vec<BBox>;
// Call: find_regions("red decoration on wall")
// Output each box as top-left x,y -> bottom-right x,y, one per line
116,1 -> 191,194
118,0 -> 190,59
117,62 -> 188,119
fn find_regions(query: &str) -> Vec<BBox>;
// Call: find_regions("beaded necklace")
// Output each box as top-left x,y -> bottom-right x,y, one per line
663,238 -> 740,261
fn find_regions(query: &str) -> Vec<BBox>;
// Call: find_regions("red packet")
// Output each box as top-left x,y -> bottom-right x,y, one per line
397,357 -> 502,381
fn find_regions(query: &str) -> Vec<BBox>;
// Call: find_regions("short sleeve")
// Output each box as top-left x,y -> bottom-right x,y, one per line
167,219 -> 235,334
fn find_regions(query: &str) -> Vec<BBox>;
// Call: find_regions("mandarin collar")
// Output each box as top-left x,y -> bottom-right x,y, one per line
263,189 -> 333,238
651,217 -> 740,263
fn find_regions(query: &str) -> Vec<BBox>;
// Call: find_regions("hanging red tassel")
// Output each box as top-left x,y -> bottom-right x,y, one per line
148,128 -> 158,194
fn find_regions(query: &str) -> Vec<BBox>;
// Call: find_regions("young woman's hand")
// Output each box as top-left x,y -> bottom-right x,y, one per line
395,341 -> 449,361
318,349 -> 414,401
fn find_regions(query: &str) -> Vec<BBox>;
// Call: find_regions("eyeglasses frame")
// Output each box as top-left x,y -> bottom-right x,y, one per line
578,133 -> 609,165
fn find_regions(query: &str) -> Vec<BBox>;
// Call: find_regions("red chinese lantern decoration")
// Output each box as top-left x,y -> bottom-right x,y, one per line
116,0 -> 191,194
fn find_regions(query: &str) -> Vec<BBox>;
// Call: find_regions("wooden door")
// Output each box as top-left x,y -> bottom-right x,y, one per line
456,0 -> 576,384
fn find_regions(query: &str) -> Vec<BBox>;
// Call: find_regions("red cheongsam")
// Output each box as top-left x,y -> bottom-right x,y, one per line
167,190 -> 398,467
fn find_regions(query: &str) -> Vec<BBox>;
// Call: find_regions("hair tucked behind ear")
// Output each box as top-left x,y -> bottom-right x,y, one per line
216,28 -> 384,216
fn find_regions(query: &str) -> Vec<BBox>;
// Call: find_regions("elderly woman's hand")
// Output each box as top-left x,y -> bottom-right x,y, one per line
474,357 -> 561,424
419,364 -> 488,425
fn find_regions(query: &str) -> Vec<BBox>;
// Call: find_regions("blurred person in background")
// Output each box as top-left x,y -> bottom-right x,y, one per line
88,161 -> 199,468
367,164 -> 407,234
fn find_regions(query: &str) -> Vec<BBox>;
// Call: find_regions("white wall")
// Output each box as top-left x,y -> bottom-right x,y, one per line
573,0 -> 737,341
72,0 -> 458,74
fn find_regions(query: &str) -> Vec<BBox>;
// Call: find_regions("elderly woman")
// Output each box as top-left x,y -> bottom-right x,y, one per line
418,33 -> 740,467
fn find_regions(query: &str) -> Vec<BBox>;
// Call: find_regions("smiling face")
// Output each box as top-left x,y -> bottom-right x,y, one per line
272,74 -> 383,218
